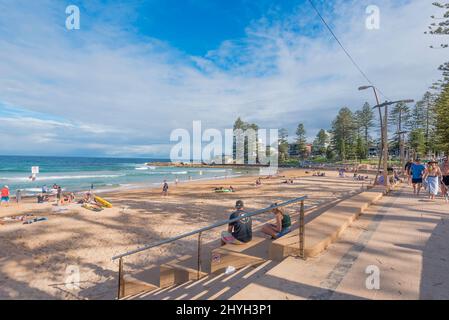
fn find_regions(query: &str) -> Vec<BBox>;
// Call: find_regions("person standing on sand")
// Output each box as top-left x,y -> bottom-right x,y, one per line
221,200 -> 252,245
56,186 -> 62,205
16,189 -> 22,205
411,159 -> 426,196
162,180 -> 169,196
1,185 -> 10,207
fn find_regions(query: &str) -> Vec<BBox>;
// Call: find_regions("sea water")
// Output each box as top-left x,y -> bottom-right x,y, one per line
0,156 -> 256,195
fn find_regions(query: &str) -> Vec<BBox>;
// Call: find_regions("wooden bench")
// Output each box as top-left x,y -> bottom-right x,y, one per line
210,236 -> 268,274
269,189 -> 384,260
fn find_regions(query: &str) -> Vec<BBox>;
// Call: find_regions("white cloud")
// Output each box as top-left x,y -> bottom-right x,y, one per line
0,0 -> 446,156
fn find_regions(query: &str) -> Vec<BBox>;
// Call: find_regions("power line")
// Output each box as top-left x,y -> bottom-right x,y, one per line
307,0 -> 390,100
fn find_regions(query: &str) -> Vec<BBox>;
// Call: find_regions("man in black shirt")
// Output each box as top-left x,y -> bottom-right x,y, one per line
221,200 -> 252,245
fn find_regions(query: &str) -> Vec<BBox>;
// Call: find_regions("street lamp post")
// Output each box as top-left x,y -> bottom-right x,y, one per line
358,86 -> 382,185
397,130 -> 408,175
372,99 -> 414,188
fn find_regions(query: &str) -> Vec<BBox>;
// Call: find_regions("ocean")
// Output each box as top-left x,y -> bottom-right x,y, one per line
0,156 -> 255,195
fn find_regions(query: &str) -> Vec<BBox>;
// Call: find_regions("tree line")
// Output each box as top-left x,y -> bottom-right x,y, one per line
231,2 -> 448,164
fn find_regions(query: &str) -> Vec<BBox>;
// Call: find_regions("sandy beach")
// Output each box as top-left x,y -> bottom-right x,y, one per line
0,169 -> 372,299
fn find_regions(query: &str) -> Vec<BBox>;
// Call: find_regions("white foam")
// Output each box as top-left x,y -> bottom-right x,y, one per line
171,171 -> 188,175
1,174 -> 123,182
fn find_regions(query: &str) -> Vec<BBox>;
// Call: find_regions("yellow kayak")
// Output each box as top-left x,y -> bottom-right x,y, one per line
94,196 -> 113,208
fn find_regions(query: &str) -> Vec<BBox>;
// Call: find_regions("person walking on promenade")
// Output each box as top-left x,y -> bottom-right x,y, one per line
405,160 -> 413,185
411,159 -> 426,196
440,156 -> 449,198
423,161 -> 442,200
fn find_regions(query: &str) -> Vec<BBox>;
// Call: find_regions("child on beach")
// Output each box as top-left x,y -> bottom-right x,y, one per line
262,204 -> 292,239
221,200 -> 252,245
1,186 -> 10,206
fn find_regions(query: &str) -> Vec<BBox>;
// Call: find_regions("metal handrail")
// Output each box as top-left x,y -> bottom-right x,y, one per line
112,195 -> 307,261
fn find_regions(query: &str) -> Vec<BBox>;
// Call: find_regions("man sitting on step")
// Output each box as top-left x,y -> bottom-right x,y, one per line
221,200 -> 253,245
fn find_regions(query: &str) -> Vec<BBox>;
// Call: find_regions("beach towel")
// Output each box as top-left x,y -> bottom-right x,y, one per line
426,176 -> 439,195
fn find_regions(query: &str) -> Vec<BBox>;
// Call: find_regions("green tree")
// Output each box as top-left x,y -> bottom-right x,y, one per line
295,123 -> 307,159
330,107 -> 357,161
233,117 -> 259,163
278,128 -> 289,162
312,129 -> 329,156
426,2 -> 449,49
389,102 -> 411,157
357,102 -> 374,145
434,83 -> 449,153
409,129 -> 426,158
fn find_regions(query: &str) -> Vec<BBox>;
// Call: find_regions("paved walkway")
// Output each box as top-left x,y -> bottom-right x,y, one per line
231,185 -> 449,300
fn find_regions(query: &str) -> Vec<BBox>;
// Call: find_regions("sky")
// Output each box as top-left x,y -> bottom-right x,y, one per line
0,0 -> 447,158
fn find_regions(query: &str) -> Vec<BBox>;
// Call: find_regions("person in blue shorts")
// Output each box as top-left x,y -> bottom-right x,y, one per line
410,159 -> 426,195
262,204 -> 292,239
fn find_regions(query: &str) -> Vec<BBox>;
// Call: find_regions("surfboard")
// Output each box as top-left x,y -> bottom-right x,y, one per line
94,196 -> 113,208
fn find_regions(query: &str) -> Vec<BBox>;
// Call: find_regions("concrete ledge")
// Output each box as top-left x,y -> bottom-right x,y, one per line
210,236 -> 269,274
269,188 -> 384,260
160,255 -> 208,288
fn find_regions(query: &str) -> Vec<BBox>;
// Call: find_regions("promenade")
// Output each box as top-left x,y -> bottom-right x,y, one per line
231,185 -> 449,300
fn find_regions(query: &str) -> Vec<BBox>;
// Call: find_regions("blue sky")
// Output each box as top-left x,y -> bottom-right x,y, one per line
0,0 -> 447,157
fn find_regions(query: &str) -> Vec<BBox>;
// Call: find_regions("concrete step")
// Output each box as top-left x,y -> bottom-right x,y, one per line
132,259 -> 278,300
269,188 -> 384,260
160,254 -> 209,288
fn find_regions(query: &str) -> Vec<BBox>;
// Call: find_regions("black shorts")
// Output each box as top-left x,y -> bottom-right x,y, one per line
443,176 -> 449,186
412,178 -> 423,184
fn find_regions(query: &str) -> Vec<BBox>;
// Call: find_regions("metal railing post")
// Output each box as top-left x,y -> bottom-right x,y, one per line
299,200 -> 305,260
117,257 -> 124,299
197,232 -> 202,280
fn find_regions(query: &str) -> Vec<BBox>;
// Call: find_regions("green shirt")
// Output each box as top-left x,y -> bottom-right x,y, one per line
281,214 -> 291,229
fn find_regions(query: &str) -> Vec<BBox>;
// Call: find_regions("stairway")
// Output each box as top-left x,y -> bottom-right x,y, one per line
126,259 -> 277,300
